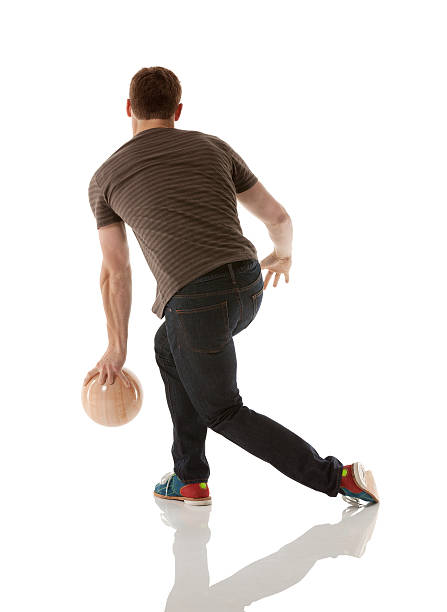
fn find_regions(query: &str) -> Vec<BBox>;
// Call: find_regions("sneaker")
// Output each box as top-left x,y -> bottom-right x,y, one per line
153,471 -> 212,506
339,462 -> 379,507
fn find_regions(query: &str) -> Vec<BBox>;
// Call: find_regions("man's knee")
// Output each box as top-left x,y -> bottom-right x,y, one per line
202,399 -> 243,431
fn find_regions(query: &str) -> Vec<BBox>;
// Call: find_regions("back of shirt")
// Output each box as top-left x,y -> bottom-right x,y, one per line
88,127 -> 258,319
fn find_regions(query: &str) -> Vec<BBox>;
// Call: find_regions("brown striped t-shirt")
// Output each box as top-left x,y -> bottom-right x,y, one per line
88,127 -> 259,318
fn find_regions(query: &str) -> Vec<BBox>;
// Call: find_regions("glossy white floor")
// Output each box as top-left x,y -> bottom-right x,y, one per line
1,420 -> 443,612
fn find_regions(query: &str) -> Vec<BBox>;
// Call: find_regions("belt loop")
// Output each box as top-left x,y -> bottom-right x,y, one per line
227,262 -> 238,286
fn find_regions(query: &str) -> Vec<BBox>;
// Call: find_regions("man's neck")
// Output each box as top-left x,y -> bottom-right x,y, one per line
133,118 -> 174,136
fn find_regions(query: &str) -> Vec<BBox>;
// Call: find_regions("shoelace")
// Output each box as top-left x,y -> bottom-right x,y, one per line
160,471 -> 175,497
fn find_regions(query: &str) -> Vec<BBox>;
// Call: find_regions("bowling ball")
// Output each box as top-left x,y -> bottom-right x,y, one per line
81,367 -> 143,427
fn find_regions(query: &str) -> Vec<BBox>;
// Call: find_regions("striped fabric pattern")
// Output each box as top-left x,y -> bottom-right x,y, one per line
88,127 -> 258,318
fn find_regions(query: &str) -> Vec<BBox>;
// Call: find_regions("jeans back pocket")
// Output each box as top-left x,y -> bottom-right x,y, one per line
176,300 -> 230,353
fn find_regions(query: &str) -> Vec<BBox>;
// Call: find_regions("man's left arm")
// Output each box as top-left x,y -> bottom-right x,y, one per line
83,221 -> 132,387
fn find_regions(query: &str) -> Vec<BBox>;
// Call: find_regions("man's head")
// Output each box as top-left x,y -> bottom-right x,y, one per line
127,66 -> 182,133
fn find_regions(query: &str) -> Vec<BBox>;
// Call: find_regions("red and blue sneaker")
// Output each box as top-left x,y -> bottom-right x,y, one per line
153,471 -> 212,506
339,462 -> 379,507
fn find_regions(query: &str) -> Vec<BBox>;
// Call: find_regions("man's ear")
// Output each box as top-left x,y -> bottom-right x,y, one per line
126,98 -> 132,118
174,103 -> 183,121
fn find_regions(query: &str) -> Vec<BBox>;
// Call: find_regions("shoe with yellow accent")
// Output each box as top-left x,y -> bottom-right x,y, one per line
153,471 -> 212,506
339,463 -> 379,507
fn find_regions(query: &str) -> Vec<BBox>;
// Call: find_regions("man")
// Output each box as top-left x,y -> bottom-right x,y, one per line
83,66 -> 379,508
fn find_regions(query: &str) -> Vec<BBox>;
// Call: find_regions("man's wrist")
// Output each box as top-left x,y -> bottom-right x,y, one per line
108,341 -> 127,355
274,248 -> 292,259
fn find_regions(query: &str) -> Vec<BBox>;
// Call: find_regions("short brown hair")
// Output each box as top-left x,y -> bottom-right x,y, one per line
129,66 -> 182,120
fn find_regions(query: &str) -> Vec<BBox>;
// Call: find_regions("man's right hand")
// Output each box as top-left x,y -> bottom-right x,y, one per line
260,250 -> 292,290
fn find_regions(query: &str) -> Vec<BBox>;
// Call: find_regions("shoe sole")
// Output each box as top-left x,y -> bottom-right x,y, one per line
153,491 -> 212,506
352,462 -> 380,503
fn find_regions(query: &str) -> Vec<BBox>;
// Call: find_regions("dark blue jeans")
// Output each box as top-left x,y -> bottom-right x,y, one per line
154,258 -> 343,497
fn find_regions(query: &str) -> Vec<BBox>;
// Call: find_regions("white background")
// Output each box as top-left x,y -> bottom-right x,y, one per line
1,1 -> 446,610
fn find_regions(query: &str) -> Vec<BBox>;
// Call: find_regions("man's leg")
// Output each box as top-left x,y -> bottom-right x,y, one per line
154,321 -> 210,483
164,304 -> 343,497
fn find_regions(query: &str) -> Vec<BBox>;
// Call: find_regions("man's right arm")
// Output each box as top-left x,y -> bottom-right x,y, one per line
237,181 -> 293,259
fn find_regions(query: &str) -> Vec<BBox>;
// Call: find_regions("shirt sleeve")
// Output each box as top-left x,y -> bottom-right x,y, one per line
88,175 -> 123,229
227,145 -> 258,194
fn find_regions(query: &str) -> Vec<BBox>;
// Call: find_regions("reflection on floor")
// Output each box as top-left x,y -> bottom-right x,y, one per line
154,497 -> 379,611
